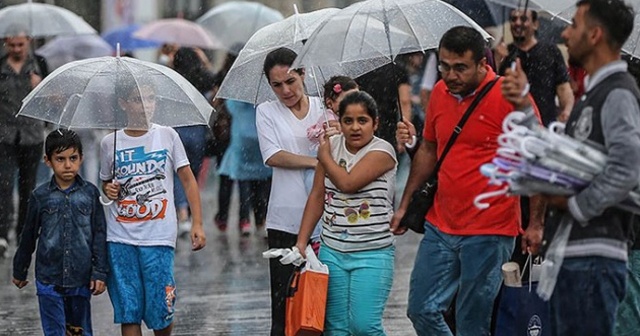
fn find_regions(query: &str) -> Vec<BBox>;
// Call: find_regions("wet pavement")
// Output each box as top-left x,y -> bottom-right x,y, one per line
0,157 -> 420,335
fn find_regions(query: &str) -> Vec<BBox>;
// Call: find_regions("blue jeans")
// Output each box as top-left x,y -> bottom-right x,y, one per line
551,257 -> 627,336
37,281 -> 92,336
173,125 -> 207,209
319,245 -> 395,336
407,222 -> 513,336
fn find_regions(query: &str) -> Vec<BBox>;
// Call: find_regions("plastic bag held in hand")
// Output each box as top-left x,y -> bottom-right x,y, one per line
303,245 -> 328,274
262,246 -> 305,267
262,245 -> 329,273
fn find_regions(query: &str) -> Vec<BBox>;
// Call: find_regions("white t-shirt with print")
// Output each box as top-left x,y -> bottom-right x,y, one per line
99,124 -> 189,248
256,97 -> 325,235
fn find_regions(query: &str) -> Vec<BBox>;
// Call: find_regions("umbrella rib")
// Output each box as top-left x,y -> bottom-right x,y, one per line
394,0 -> 425,52
52,58 -> 114,127
122,58 -> 212,122
343,3 -> 366,63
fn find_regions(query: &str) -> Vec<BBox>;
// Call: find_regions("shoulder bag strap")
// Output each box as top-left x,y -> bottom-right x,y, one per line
429,76 -> 500,177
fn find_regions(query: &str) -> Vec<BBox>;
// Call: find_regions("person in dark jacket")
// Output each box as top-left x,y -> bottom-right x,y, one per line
539,1 -> 640,335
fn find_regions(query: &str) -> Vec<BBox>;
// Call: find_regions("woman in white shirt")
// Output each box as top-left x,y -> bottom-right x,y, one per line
256,47 -> 336,336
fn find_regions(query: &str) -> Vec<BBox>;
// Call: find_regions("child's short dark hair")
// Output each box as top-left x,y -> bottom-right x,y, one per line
323,76 -> 359,103
45,129 -> 83,159
338,91 -> 378,119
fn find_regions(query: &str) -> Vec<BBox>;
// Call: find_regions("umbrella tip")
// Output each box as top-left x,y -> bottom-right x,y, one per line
116,43 -> 121,58
293,4 -> 299,15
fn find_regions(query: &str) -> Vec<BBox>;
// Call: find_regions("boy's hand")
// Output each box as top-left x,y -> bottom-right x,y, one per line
102,181 -> 121,201
90,280 -> 106,295
12,278 -> 28,289
191,223 -> 206,251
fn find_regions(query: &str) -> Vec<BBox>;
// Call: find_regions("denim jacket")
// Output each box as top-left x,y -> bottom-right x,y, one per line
13,175 -> 108,288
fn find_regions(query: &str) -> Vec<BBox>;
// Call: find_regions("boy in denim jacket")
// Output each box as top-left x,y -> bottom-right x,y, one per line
13,129 -> 108,336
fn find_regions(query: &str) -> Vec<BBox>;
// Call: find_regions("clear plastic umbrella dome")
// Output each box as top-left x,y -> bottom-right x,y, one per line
37,35 -> 113,70
291,0 -> 492,76
134,18 -> 223,49
0,2 -> 95,38
215,7 -> 369,104
18,56 -> 213,132
196,1 -> 284,54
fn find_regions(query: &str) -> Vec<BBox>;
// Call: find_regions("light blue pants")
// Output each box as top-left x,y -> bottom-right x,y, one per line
407,222 -> 514,336
319,244 -> 395,336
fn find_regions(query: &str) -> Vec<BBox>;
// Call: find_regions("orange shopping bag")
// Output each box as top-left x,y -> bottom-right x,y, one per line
285,245 -> 329,336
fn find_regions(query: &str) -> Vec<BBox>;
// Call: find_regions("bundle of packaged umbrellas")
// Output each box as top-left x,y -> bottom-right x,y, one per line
473,110 -> 640,214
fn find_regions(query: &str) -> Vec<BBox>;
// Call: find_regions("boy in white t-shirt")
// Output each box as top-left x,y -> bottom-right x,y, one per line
100,78 -> 206,336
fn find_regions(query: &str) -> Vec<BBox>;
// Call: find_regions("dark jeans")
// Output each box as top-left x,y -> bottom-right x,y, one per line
174,125 -> 207,209
38,286 -> 92,336
238,179 -> 271,225
267,229 -> 297,336
0,142 -> 42,240
551,257 -> 627,336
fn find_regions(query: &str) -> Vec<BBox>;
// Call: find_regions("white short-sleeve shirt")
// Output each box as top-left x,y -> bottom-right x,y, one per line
99,124 -> 189,248
256,97 -> 325,235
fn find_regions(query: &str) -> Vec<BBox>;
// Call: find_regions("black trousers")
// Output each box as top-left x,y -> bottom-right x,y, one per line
267,229 -> 297,336
0,142 -> 42,241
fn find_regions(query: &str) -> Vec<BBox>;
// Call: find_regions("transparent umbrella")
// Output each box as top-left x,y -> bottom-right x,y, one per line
196,1 -> 284,55
215,7 -> 376,104
18,54 -> 213,204
291,0 -> 492,78
0,1 -> 95,38
37,35 -> 113,70
133,18 -> 223,49
18,55 -> 213,132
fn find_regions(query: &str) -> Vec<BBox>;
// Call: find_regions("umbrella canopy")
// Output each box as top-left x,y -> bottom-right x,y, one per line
133,18 -> 223,49
18,56 -> 213,131
0,2 -> 95,38
216,7 -> 372,104
196,1 -> 284,54
291,0 -> 492,79
102,24 -> 161,51
37,35 -> 113,70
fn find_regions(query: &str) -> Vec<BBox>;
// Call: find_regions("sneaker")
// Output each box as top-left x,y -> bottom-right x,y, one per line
0,238 -> 8,258
215,217 -> 228,232
239,219 -> 251,237
178,220 -> 192,238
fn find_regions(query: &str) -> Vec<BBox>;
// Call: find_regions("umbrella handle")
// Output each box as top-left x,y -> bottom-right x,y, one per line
474,186 -> 510,210
100,195 -> 113,206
